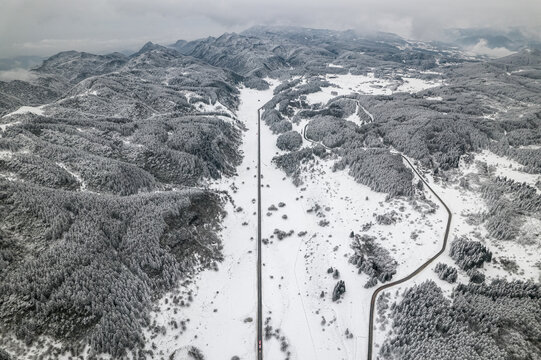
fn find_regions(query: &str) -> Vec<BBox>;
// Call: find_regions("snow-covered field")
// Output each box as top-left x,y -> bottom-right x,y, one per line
474,149 -> 541,192
2,105 -> 45,118
122,72 -> 539,359
259,144 -> 446,359
143,84 -> 276,359
256,74 -> 447,359
0,105 -> 46,131
142,74 -> 448,359
303,72 -> 441,106
373,152 -> 541,352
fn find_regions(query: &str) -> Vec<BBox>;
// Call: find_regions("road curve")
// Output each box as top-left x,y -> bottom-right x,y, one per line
256,108 -> 263,360
366,156 -> 452,360
301,123 -> 452,360
301,123 -> 331,150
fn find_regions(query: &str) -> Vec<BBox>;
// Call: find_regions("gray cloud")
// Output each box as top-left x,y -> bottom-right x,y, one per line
1,0 -> 540,58
0,68 -> 38,81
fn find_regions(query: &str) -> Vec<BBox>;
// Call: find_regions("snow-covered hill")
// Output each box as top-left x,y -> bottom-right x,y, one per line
1,27 -> 540,360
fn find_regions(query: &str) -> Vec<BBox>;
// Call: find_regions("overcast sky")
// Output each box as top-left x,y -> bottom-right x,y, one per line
1,0 -> 540,58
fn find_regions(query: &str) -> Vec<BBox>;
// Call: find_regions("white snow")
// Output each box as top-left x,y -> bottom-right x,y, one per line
395,77 -> 440,93
371,150 -> 541,350
181,90 -> 200,102
359,104 -> 374,123
467,39 -> 515,58
450,152 -> 541,281
193,100 -> 236,119
0,150 -> 14,159
144,82 -> 278,360
56,162 -> 88,191
182,89 -> 237,123
1,104 -> 47,131
475,149 -> 541,192
344,102 -> 374,126
2,105 -> 45,118
0,121 -> 20,131
303,73 -> 389,105
1,66 -> 535,360
420,70 -> 442,75
517,144 -> 541,150
304,73 -> 441,106
258,146 -> 446,359
144,77 -> 448,359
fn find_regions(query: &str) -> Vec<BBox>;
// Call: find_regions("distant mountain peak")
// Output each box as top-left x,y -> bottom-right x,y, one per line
130,41 -> 181,59
137,41 -> 160,52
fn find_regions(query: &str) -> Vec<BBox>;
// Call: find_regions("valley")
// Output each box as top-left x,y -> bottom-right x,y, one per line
0,26 -> 540,360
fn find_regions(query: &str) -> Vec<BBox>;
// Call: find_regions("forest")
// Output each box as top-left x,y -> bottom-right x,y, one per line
260,48 -> 541,202
349,234 -> 398,288
380,280 -> 541,360
0,43 -> 243,358
0,182 -> 224,358
478,175 -> 541,242
1,26 -> 540,359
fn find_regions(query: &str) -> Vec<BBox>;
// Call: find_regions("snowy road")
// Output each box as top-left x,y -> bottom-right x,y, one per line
257,107 -> 263,360
149,76 -> 448,360
366,155 -> 453,360
302,112 -> 453,360
145,84 -> 277,360
256,76 -> 447,360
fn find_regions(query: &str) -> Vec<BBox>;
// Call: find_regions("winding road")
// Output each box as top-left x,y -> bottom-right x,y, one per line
366,155 -> 452,359
301,122 -> 453,360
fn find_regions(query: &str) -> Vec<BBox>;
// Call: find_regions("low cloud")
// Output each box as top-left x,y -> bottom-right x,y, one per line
0,0 -> 540,57
467,39 -> 515,58
0,68 -> 38,82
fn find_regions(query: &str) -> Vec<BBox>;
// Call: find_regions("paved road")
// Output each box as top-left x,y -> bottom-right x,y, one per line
256,108 -> 263,360
301,124 -> 452,360
366,155 -> 452,360
301,123 -> 331,150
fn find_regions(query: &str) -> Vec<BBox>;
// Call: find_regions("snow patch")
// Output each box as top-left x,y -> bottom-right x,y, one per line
304,73 -> 441,105
476,150 -> 541,192
3,105 -> 45,118
56,162 -> 88,191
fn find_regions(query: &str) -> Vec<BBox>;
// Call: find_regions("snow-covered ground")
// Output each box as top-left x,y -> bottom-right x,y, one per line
373,154 -> 541,352
256,76 -> 447,358
0,121 -> 21,131
305,73 -> 392,104
304,72 -> 441,106
259,144 -> 446,359
268,70 -> 541,358
1,105 -> 47,132
454,152 -> 541,280
56,162 -> 88,191
2,105 -> 45,118
5,71 -> 533,360
474,149 -> 541,192
143,83 -> 276,359
143,74 -> 448,359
